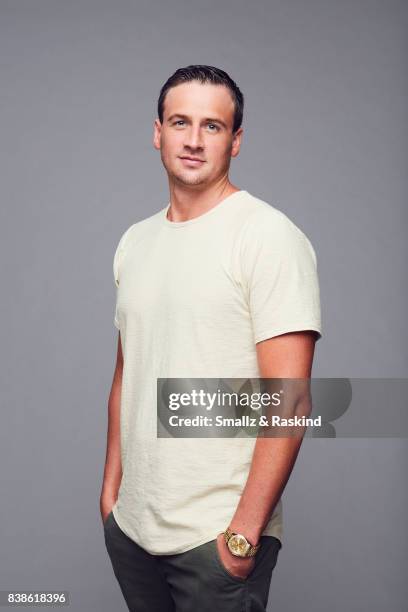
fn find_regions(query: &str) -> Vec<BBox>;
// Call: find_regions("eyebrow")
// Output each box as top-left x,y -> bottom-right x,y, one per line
167,113 -> 228,130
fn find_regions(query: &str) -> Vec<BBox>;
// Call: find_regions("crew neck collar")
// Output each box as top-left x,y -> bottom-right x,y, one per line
161,190 -> 247,228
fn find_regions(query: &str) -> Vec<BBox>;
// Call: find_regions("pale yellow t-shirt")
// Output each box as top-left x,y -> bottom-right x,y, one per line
110,189 -> 322,555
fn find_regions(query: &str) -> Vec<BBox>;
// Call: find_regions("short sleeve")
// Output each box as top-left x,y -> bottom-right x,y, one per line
112,225 -> 133,329
240,212 -> 322,344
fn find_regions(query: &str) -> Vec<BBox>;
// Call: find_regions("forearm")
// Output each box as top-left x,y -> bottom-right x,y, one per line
229,435 -> 304,544
100,367 -> 123,508
229,394 -> 311,545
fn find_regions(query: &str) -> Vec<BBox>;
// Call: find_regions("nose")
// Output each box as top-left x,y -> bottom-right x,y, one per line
183,124 -> 204,150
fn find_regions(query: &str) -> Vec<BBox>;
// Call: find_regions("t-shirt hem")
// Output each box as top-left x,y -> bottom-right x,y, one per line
112,506 -> 223,555
112,505 -> 282,556
254,322 -> 322,344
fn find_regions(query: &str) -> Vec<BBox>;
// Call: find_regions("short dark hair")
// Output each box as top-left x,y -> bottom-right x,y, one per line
157,65 -> 244,134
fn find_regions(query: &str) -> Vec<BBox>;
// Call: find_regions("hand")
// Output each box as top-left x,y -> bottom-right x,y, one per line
216,533 -> 256,580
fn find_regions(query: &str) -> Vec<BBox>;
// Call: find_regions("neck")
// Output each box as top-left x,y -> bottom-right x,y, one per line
166,180 -> 240,222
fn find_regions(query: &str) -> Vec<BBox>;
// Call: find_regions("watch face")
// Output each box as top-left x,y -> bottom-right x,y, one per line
228,534 -> 250,557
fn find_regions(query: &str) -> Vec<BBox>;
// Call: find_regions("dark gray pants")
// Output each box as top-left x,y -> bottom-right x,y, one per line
104,510 -> 281,612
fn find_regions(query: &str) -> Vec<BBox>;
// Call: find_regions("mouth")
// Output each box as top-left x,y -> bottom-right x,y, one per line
179,156 -> 205,167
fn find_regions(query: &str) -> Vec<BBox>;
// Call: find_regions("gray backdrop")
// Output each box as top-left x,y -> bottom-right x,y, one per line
1,1 -> 407,610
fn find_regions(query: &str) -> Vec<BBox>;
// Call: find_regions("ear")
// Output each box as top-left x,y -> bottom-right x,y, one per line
153,118 -> 162,151
231,127 -> 243,158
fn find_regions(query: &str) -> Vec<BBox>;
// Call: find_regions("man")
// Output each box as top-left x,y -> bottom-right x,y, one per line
100,65 -> 322,612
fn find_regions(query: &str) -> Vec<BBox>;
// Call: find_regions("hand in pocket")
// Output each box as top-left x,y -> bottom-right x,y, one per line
215,533 -> 256,580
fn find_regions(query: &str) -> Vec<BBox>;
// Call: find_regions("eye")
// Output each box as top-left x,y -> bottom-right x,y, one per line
207,123 -> 219,131
173,120 -> 185,126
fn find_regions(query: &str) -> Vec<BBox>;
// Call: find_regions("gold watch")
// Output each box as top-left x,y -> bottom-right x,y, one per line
223,527 -> 261,558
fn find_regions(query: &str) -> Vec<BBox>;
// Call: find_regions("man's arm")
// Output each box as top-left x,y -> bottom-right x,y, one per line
217,330 -> 317,577
99,332 -> 123,524
228,329 -> 317,543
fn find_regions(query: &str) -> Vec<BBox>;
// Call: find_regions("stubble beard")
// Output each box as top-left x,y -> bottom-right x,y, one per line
163,153 -> 210,187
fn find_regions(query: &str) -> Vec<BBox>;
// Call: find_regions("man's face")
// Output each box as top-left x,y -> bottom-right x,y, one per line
153,81 -> 242,188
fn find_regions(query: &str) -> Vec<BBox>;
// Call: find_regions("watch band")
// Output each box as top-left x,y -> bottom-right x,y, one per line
223,527 -> 261,557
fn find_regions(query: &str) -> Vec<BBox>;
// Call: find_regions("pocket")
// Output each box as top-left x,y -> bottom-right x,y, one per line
103,510 -> 113,529
212,539 -> 252,583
